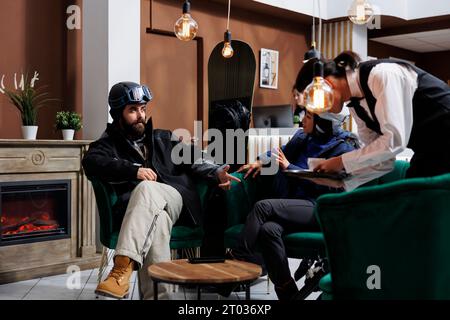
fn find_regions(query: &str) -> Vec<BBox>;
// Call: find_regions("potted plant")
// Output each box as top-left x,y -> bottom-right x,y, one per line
55,111 -> 82,141
2,72 -> 55,140
293,115 -> 301,128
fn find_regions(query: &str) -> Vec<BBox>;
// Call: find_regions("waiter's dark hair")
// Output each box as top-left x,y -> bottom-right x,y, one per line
312,114 -> 334,139
294,51 -> 362,92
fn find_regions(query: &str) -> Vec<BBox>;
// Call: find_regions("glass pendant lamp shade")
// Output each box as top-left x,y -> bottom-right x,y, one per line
305,61 -> 334,114
222,30 -> 234,58
174,1 -> 198,41
348,0 -> 374,25
222,0 -> 234,58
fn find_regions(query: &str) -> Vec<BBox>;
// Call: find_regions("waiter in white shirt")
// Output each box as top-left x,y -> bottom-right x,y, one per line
295,51 -> 450,190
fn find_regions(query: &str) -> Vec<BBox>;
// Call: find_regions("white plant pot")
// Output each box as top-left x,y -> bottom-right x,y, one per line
62,129 -> 75,141
21,126 -> 38,140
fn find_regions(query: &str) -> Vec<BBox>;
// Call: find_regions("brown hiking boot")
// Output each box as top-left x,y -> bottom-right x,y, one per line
95,255 -> 135,299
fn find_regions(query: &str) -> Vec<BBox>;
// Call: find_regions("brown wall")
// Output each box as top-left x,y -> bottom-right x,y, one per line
0,0 -> 307,138
368,40 -> 420,64
0,0 -> 82,139
141,0 -> 310,133
368,40 -> 450,83
419,51 -> 450,83
66,0 -> 83,137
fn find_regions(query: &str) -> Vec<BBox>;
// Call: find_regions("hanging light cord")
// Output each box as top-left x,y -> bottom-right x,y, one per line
312,0 -> 316,47
226,0 -> 231,31
318,0 -> 322,54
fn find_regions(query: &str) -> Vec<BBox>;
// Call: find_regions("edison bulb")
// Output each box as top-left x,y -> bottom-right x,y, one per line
304,61 -> 334,114
174,13 -> 198,41
222,42 -> 234,58
348,0 -> 374,25
222,30 -> 234,59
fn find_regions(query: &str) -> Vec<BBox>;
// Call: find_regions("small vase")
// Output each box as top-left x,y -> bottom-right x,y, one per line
62,129 -> 75,141
21,126 -> 38,140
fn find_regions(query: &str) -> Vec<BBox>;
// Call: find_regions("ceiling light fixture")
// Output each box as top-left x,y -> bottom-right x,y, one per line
174,0 -> 198,41
304,61 -> 334,114
222,0 -> 234,59
348,0 -> 374,25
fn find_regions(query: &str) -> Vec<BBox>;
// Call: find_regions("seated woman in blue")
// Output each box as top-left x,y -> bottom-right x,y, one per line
231,109 -> 359,300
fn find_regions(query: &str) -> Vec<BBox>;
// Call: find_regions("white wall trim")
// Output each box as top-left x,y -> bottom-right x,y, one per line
82,0 -> 141,140
254,0 -> 449,21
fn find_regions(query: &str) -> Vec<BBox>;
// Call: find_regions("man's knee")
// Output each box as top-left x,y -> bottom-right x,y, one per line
253,200 -> 274,217
135,180 -> 159,193
259,221 -> 283,241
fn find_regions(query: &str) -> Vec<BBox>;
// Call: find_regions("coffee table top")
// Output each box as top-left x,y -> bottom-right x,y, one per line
148,259 -> 262,284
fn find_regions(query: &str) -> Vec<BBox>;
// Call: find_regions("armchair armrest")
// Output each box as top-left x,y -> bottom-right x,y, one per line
224,173 -> 274,227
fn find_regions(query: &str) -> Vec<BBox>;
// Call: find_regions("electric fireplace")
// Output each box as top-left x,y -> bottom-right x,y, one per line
0,140 -> 100,284
0,180 -> 71,246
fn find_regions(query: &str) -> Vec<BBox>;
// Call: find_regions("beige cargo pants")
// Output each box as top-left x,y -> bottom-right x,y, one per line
114,181 -> 183,300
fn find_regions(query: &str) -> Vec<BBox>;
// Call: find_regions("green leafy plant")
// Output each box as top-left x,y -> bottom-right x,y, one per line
55,111 -> 82,131
2,72 -> 56,126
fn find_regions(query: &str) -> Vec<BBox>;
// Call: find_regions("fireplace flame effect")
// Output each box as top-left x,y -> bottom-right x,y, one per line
1,212 -> 59,236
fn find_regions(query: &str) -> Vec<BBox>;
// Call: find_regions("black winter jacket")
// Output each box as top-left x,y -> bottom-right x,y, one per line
82,119 -> 220,227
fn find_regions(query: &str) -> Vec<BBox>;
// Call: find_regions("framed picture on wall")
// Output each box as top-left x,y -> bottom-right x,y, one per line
260,48 -> 279,89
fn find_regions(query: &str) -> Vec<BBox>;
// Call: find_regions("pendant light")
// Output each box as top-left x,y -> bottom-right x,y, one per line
222,0 -> 234,59
348,0 -> 374,25
304,0 -> 332,114
303,0 -> 320,63
304,61 -> 334,114
174,0 -> 198,41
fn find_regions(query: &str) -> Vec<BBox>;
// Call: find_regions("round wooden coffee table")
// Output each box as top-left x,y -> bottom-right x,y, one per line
148,259 -> 262,300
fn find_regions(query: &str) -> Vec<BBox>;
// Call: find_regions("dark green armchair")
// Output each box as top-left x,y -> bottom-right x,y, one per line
89,177 -> 207,284
317,162 -> 450,299
223,172 -> 327,296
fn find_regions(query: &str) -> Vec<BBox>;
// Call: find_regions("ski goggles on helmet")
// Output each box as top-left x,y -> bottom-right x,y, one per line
126,85 -> 153,104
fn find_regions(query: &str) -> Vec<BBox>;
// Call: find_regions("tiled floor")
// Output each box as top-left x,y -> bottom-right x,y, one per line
0,258 -> 321,300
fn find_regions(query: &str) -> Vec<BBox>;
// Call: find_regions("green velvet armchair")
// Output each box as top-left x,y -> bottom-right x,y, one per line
317,162 -> 450,299
89,177 -> 208,284
223,172 -> 327,296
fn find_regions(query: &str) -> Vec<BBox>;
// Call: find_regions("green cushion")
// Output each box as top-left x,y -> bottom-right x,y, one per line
225,227 -> 326,261
224,174 -> 328,259
107,233 -> 120,251
225,173 -> 260,227
224,173 -> 276,250
224,224 -> 244,249
316,173 -> 450,299
319,273 -> 333,300
359,160 -> 410,188
283,232 -> 325,258
170,226 -> 204,250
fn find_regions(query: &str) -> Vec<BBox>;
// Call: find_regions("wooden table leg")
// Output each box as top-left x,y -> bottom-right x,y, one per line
245,283 -> 251,300
154,281 -> 158,300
